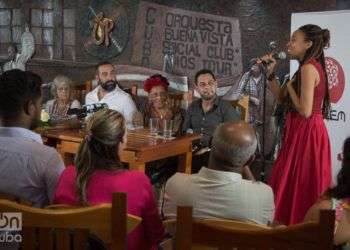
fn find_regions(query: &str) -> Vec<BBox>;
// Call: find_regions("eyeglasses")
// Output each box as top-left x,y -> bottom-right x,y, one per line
57,86 -> 70,92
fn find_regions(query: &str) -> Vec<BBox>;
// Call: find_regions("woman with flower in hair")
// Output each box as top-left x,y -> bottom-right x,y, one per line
53,109 -> 164,250
141,74 -> 183,135
267,24 -> 332,225
137,74 -> 184,184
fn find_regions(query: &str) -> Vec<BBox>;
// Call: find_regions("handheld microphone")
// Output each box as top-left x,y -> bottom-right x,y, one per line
268,41 -> 278,52
273,51 -> 287,60
267,41 -> 287,60
67,103 -> 108,118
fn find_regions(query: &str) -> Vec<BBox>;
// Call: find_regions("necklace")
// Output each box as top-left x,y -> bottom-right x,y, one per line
152,106 -> 170,120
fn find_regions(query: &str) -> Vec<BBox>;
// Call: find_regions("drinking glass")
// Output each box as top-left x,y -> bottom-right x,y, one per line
162,119 -> 173,139
149,118 -> 159,136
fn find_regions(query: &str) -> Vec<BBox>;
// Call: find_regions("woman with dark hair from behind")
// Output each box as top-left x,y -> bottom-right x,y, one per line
53,109 -> 164,250
305,137 -> 350,249
266,24 -> 332,225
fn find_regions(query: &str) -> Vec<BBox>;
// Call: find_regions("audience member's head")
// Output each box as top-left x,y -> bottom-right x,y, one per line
194,69 -> 217,101
75,108 -> 126,204
0,69 -> 42,129
209,121 -> 257,172
328,137 -> 350,199
51,75 -> 74,102
95,61 -> 117,92
144,74 -> 170,110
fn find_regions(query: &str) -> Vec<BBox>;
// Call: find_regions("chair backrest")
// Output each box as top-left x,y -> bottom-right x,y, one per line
0,192 -> 31,205
0,193 -> 141,250
175,206 -> 335,250
231,95 -> 249,122
72,80 -> 93,104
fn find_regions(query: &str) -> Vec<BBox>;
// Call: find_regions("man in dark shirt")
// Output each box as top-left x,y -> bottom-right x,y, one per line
183,69 -> 240,172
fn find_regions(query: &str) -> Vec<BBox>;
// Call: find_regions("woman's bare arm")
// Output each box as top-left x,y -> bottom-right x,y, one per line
287,64 -> 317,118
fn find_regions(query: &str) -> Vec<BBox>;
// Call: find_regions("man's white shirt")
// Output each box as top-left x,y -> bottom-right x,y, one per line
163,167 -> 274,225
85,85 -> 137,125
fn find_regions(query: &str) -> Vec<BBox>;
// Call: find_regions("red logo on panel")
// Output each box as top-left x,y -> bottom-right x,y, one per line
325,57 -> 345,103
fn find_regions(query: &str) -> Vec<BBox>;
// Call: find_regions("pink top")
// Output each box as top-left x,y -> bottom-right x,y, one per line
53,166 -> 165,250
308,58 -> 326,113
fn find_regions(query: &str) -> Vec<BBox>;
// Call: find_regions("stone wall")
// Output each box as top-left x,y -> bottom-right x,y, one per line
0,0 -> 340,85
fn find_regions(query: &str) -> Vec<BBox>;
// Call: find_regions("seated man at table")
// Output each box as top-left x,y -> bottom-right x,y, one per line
163,121 -> 274,225
85,61 -> 137,126
183,69 -> 240,172
0,69 -> 65,207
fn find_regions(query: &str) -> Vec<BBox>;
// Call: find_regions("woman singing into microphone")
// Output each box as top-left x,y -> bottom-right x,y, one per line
266,24 -> 332,225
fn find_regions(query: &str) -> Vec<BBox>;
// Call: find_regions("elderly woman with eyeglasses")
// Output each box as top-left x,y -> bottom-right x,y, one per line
45,75 -> 81,125
140,74 -> 183,135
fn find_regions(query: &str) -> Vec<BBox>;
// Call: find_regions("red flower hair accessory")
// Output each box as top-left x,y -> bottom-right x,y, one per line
143,74 -> 169,93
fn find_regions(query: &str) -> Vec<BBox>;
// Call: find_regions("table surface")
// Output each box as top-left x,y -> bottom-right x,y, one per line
38,127 -> 201,153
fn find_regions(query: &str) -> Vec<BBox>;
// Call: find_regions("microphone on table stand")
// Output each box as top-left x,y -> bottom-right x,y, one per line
67,103 -> 108,119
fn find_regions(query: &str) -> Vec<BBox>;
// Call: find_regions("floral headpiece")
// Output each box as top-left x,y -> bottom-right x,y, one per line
143,74 -> 169,93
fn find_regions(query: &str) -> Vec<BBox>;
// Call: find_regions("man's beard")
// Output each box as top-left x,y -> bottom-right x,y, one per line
250,65 -> 261,77
201,92 -> 215,101
100,80 -> 117,92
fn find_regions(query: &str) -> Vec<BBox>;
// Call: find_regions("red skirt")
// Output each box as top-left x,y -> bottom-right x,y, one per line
269,111 -> 332,225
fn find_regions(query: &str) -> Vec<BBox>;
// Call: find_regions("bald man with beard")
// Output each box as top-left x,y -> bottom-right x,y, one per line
163,121 -> 274,225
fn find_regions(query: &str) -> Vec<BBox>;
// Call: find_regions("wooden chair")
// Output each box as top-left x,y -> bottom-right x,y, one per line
175,206 -> 335,250
231,95 -> 249,122
72,80 -> 93,104
0,193 -> 141,250
0,192 -> 31,205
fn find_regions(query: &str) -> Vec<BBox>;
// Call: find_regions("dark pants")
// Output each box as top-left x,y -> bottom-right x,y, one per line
145,157 -> 178,185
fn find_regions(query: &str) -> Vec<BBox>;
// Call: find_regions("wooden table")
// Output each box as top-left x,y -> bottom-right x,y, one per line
39,128 -> 201,174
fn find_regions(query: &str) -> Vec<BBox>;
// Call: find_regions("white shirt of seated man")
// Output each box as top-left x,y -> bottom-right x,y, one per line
85,63 -> 137,126
163,121 -> 275,225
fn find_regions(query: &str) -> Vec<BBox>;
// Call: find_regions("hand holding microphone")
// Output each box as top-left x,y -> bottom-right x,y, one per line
257,53 -> 277,79
260,40 -> 287,80
260,41 -> 287,66
268,41 -> 287,61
